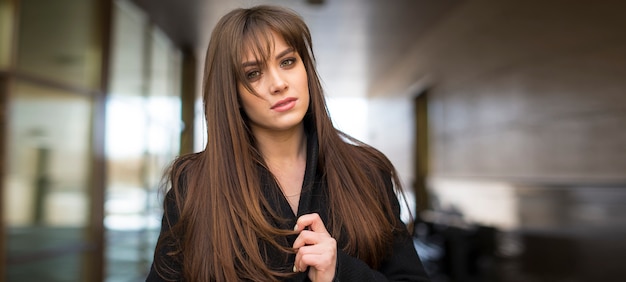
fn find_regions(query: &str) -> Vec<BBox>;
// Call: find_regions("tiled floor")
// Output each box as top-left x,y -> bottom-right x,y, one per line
106,229 -> 159,282
5,227 -> 159,282
421,184 -> 626,282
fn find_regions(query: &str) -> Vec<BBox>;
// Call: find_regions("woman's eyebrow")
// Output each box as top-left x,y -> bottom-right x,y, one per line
242,60 -> 258,68
275,47 -> 294,59
241,47 -> 294,67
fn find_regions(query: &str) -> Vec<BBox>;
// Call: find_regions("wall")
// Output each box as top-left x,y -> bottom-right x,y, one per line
367,1 -> 626,280
371,0 -> 626,184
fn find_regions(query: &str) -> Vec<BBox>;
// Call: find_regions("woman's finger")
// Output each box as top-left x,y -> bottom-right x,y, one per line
294,213 -> 328,233
292,213 -> 337,280
293,240 -> 336,273
293,230 -> 322,249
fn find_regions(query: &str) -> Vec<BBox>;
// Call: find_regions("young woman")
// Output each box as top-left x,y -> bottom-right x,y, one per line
147,5 -> 429,282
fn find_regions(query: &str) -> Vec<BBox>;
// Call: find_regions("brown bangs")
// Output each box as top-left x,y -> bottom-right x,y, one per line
236,21 -> 274,95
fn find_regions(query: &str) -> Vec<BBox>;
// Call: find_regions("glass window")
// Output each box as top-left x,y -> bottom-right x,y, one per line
143,26 -> 182,256
105,1 -> 182,280
0,0 -> 12,68
105,2 -> 150,279
146,26 -> 182,182
109,0 -> 147,97
4,80 -> 93,280
15,0 -> 101,89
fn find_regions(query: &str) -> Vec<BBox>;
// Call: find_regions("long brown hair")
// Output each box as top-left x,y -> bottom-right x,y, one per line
153,5 -> 408,281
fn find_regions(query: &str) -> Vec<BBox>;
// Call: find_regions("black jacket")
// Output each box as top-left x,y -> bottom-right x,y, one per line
147,131 -> 430,281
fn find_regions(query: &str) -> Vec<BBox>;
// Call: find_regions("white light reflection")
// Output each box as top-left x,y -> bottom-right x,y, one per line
326,96 -> 369,143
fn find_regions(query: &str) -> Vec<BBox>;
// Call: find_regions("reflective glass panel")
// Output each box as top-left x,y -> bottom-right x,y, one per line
0,0 -> 11,68
109,0 -> 146,97
15,0 -> 101,89
105,1 -> 182,280
105,2 -> 148,279
143,26 -> 181,259
4,80 -> 92,279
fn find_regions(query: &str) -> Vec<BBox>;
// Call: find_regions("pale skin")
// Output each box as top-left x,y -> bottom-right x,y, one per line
237,32 -> 337,281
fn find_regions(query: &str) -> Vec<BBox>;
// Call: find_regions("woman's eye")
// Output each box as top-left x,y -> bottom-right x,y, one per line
246,70 -> 261,80
280,58 -> 296,68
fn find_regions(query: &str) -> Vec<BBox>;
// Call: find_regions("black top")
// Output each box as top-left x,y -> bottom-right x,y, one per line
147,131 -> 430,281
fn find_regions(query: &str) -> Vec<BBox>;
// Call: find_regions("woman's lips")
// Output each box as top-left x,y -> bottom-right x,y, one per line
271,97 -> 297,112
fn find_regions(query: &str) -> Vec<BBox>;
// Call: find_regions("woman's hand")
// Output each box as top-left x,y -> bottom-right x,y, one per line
293,213 -> 337,282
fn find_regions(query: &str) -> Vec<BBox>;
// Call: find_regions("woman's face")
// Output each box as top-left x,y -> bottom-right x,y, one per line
237,32 -> 310,135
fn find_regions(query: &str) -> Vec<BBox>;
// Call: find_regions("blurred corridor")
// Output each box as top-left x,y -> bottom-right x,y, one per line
1,0 -> 625,281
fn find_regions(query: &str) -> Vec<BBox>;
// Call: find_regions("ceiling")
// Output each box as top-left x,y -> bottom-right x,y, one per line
132,0 -> 462,97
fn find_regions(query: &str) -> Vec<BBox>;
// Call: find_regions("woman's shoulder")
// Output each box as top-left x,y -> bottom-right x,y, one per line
338,133 -> 390,162
164,151 -> 204,195
171,151 -> 204,170
345,142 -> 393,174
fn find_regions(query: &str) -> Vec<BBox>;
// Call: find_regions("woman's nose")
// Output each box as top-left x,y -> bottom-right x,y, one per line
268,68 -> 288,94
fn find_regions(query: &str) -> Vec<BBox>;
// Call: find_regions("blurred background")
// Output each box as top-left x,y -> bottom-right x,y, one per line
1,0 -> 625,281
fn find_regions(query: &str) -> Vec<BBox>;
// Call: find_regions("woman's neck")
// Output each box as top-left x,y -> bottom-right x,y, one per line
253,124 -> 307,214
253,124 -> 307,165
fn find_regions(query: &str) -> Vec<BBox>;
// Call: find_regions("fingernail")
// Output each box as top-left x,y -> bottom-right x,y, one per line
293,224 -> 298,231
293,265 -> 298,272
